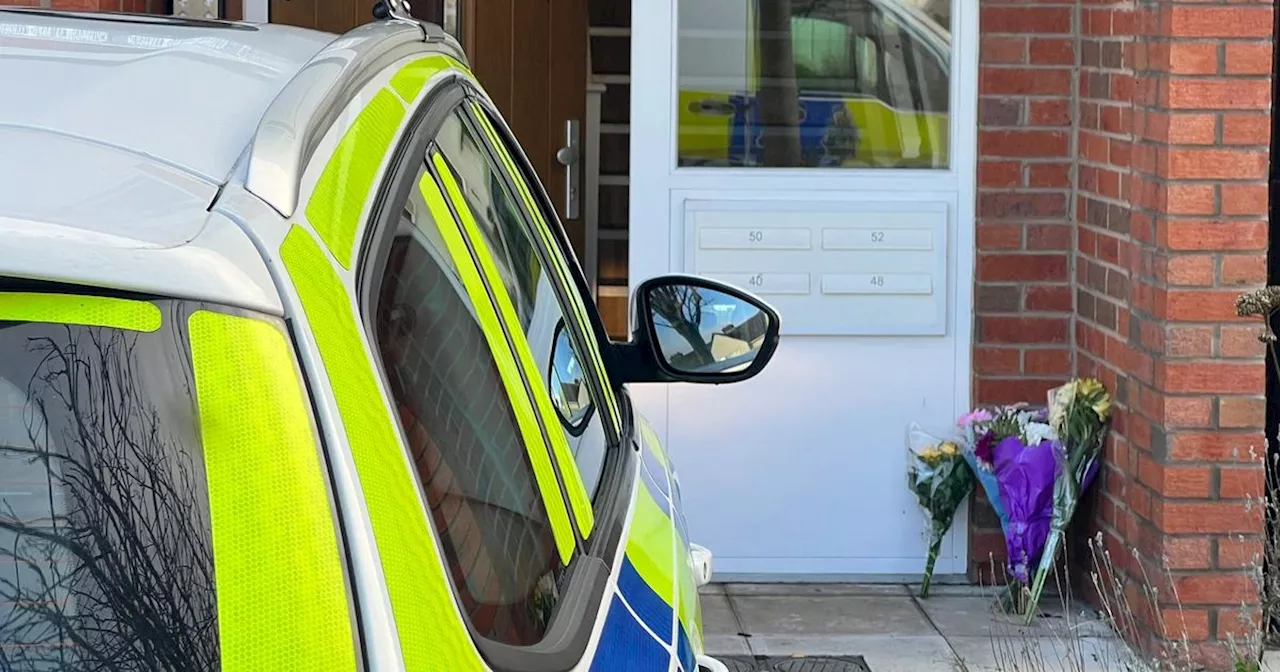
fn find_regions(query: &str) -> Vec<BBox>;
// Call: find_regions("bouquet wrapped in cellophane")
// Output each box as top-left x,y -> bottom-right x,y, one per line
907,424 -> 975,598
1022,378 -> 1111,622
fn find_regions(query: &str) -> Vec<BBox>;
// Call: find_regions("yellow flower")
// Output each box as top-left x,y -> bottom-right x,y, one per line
1077,378 -> 1104,398
940,442 -> 959,456
919,447 -> 942,464
1092,396 -> 1112,421
1073,378 -> 1110,420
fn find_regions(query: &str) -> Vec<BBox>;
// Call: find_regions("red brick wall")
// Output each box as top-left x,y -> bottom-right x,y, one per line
1079,2 -> 1271,666
973,0 -> 1273,663
969,0 -> 1077,582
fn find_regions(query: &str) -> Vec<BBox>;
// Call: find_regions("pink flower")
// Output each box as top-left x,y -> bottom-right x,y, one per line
958,408 -> 994,427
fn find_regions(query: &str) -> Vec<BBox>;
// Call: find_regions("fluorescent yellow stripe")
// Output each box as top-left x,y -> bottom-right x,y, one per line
675,527 -> 704,653
389,54 -> 469,102
625,482 -> 677,607
639,417 -> 670,470
429,156 -> 596,540
469,105 -> 622,435
188,310 -> 357,672
419,168 -> 578,563
0,292 -> 160,332
281,227 -> 484,671
306,88 -> 407,269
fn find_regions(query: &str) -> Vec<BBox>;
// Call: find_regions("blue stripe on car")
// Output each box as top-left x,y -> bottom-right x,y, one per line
590,596 -> 671,672
617,556 -> 674,641
676,623 -> 696,672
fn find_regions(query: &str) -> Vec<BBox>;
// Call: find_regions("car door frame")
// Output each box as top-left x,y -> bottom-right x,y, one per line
352,73 -> 623,672
455,90 -> 644,567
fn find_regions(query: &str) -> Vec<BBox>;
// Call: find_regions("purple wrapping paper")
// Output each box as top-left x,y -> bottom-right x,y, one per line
993,436 -> 1058,583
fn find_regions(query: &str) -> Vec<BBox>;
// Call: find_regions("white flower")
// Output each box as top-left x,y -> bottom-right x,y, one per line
1023,422 -> 1057,446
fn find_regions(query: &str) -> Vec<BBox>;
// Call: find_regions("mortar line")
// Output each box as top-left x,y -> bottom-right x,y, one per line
908,585 -> 971,672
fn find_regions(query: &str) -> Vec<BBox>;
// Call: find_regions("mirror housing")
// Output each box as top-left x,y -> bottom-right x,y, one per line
610,274 -> 781,385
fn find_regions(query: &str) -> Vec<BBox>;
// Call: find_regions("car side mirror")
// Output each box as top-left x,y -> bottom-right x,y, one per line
611,274 -> 781,385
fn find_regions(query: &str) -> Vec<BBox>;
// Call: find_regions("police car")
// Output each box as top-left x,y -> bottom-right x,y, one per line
0,5 -> 779,671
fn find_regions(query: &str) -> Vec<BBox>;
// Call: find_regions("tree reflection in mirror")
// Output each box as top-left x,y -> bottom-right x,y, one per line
647,284 -> 771,375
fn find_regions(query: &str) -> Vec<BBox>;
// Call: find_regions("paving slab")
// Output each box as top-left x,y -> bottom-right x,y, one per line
702,590 -> 743,635
907,584 -> 996,598
704,634 -> 752,657
744,634 -> 961,672
723,583 -> 911,598
949,635 -> 1145,672
730,594 -> 936,637
920,595 -> 1113,640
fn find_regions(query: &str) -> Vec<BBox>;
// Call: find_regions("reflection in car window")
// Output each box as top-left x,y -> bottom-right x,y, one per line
0,308 -> 217,671
548,322 -> 591,433
372,167 -> 566,646
434,109 -> 609,500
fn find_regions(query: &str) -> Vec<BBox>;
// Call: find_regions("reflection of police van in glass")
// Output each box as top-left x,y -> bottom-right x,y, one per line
678,0 -> 951,168
0,5 -> 780,672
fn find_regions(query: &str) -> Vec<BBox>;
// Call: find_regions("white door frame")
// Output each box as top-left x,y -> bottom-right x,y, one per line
628,0 -> 979,578
243,0 -> 269,23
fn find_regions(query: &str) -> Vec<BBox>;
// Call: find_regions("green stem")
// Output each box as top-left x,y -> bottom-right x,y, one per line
920,537 -> 942,599
1025,530 -> 1063,625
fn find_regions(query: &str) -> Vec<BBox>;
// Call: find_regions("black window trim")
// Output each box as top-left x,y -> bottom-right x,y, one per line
449,95 -> 641,563
459,91 -> 626,404
352,79 -> 611,672
423,145 -> 587,549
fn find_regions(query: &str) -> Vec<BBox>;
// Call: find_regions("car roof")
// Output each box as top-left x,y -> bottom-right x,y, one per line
0,9 -> 335,184
0,9 -> 465,315
0,10 -> 336,314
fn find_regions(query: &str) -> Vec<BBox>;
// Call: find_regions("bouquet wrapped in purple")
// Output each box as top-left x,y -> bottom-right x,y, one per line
953,379 -> 1111,616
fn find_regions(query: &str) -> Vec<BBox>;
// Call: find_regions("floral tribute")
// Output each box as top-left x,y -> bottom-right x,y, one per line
906,428 -> 974,598
908,378 -> 1112,617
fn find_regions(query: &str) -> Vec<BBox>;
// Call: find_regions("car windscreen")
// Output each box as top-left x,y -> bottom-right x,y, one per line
0,295 -> 358,671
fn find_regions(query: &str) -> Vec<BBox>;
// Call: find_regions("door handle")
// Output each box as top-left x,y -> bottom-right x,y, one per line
555,119 -> 581,221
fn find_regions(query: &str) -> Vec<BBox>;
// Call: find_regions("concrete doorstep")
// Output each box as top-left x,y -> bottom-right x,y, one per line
701,583 -> 1141,672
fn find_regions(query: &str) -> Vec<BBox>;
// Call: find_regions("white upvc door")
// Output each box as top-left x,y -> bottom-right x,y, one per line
242,0 -> 269,23
629,0 -> 979,579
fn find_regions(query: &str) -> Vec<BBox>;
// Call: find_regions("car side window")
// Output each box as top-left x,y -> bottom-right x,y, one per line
433,108 -> 611,500
369,160 -> 567,646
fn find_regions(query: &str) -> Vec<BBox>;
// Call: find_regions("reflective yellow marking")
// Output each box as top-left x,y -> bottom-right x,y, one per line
626,482 -> 677,607
306,88 -> 407,269
189,310 -> 357,672
675,527 -> 704,653
281,226 -> 484,670
0,292 -> 160,332
639,418 -> 670,469
390,54 -> 469,102
419,168 -> 578,562
469,106 -> 622,435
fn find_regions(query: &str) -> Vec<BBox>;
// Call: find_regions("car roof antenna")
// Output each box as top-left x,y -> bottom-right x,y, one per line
372,0 -> 414,21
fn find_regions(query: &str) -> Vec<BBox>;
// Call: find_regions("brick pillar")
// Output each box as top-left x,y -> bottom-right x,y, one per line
1075,0 -> 1272,666
970,0 -> 1077,580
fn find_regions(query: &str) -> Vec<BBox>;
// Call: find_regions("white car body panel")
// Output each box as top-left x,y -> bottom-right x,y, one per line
0,10 -> 334,312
